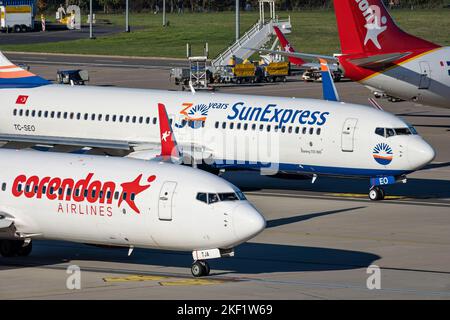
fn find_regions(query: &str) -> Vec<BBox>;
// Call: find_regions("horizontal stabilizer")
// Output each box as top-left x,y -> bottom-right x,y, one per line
246,47 -> 337,63
0,52 -> 50,88
348,52 -> 411,70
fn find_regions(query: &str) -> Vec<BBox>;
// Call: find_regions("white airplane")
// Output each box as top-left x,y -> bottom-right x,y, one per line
254,0 -> 450,108
0,104 -> 266,277
0,50 -> 435,200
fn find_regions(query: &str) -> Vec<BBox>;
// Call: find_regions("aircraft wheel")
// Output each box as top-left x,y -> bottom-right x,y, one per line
191,261 -> 207,277
0,240 -> 23,257
201,261 -> 210,276
369,187 -> 384,201
18,241 -> 32,257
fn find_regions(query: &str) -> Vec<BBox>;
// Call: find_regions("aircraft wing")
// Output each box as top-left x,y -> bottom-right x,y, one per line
0,134 -> 132,151
348,52 -> 411,70
319,59 -> 340,102
246,47 -> 337,63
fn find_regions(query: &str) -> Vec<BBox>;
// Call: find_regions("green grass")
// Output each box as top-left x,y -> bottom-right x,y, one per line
2,9 -> 449,58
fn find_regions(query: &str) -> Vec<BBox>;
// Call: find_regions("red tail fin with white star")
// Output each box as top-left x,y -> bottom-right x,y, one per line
334,0 -> 439,55
158,103 -> 180,160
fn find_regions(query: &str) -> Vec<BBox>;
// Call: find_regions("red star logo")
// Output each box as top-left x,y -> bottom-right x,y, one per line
118,174 -> 156,213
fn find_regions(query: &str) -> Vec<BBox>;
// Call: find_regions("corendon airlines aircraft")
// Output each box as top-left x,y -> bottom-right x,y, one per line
259,0 -> 450,108
0,104 -> 266,277
0,51 -> 435,200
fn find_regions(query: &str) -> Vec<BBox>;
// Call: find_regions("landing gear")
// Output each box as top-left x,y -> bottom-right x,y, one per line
191,260 -> 210,277
369,186 -> 385,201
0,240 -> 32,257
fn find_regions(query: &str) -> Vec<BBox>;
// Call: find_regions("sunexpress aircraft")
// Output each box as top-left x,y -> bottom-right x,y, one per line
0,51 -> 435,200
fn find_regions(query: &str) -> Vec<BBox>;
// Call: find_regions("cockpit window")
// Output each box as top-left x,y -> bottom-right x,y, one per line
218,193 -> 239,201
386,128 -> 395,137
374,126 -> 417,138
196,192 -> 207,203
196,191 -> 246,204
375,127 -> 384,137
208,193 -> 220,204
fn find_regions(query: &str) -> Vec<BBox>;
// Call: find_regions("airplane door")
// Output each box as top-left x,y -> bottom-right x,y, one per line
419,61 -> 431,89
341,118 -> 358,152
158,181 -> 177,221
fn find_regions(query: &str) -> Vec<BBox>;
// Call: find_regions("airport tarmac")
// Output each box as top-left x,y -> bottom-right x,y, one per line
1,53 -> 449,299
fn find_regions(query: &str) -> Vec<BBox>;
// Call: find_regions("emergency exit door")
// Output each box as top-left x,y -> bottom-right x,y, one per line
419,61 -> 431,89
341,118 -> 358,152
158,181 -> 177,221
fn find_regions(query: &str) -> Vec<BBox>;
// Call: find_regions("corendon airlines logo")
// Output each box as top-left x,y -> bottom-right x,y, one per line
355,0 -> 387,49
12,173 -> 156,217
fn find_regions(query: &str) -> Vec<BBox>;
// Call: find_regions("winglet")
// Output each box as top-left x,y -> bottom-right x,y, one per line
158,103 -> 180,160
319,58 -> 340,102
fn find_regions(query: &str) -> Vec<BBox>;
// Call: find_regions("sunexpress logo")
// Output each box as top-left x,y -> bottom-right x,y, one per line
227,102 -> 330,126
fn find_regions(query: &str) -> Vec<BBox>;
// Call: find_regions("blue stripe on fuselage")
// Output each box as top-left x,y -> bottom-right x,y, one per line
212,160 -> 411,177
0,76 -> 50,88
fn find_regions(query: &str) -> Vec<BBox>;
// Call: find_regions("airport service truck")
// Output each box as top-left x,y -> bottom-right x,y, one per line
0,4 -> 33,32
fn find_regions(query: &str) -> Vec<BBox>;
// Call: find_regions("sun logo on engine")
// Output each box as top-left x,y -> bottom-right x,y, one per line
372,143 -> 393,165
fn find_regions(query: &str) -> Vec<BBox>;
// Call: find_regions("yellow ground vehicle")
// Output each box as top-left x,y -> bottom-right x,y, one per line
263,61 -> 290,82
232,63 -> 260,84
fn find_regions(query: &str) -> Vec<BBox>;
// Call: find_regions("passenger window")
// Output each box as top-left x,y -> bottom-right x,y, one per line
267,125 -> 271,132
259,124 -> 264,131
288,126 -> 293,134
98,114 -> 103,121
119,115 -> 124,122
13,109 -> 17,116
84,113 -> 88,120
91,114 -> 96,121
70,112 -> 74,119
2,183 -> 6,191
76,113 -> 80,120
44,111 -> 48,118
153,117 -> 157,125
196,192 -> 207,203
317,128 -> 321,135
302,127 -> 307,134
132,116 -> 136,123
63,112 -> 68,119
230,122 -> 234,129
274,125 -> 279,132
309,127 -> 314,135
237,123 -> 241,130
19,109 -> 24,116
251,124 -> 256,130
25,110 -> 29,117
31,110 -> 36,117
215,121 -> 219,129
57,112 -> 61,119
139,116 -> 143,124
105,115 -> 110,122
281,126 -> 286,133
126,116 -> 130,123
243,123 -> 248,130
38,111 -> 42,117
222,122 -> 226,129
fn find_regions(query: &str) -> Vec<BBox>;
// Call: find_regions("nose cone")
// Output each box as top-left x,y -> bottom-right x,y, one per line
233,203 -> 266,242
408,138 -> 435,169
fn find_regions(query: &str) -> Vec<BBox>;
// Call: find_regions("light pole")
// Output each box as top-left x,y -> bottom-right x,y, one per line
125,0 -> 130,32
89,0 -> 94,39
163,0 -> 166,27
235,0 -> 240,41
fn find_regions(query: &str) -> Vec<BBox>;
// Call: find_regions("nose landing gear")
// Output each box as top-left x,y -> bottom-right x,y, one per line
191,260 -> 211,277
369,186 -> 385,201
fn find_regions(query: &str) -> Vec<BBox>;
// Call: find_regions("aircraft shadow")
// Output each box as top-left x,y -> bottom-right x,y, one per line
222,171 -> 450,199
0,240 -> 380,275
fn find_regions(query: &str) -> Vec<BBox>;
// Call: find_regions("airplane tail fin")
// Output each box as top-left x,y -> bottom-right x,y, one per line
0,52 -> 50,88
273,26 -> 306,66
334,0 -> 440,55
158,103 -> 180,160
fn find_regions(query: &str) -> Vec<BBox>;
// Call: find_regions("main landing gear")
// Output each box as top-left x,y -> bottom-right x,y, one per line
369,186 -> 385,201
0,239 -> 33,257
191,260 -> 211,277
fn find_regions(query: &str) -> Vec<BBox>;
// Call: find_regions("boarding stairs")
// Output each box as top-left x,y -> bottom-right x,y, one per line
211,18 -> 292,69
